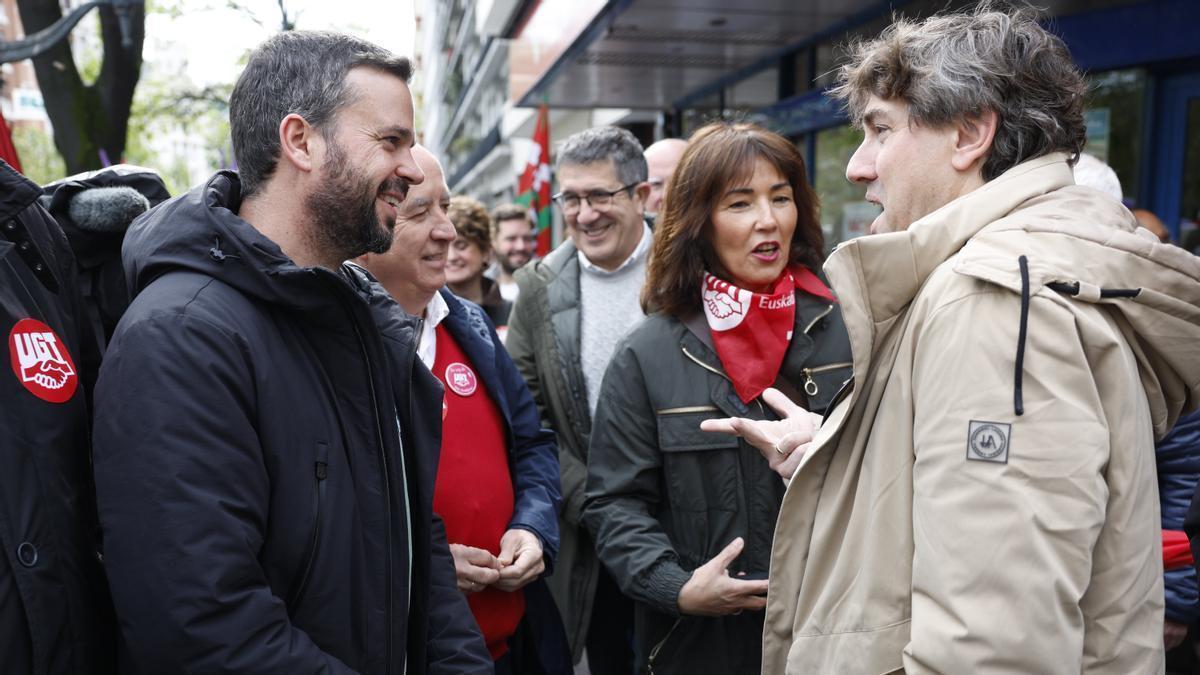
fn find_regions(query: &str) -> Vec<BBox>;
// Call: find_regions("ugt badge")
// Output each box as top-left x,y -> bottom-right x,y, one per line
967,420 -> 1011,464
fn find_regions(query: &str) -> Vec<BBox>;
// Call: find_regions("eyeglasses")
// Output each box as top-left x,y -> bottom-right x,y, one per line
552,183 -> 639,215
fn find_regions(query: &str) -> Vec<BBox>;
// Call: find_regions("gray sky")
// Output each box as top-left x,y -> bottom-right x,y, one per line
148,0 -> 417,87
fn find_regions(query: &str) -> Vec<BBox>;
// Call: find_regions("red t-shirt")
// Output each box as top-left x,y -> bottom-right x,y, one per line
431,324 -> 524,659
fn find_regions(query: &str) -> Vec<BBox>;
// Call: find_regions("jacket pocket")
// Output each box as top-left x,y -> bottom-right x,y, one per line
288,441 -> 330,609
657,411 -> 740,512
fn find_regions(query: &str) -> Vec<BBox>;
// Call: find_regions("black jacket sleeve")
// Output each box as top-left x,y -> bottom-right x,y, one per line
405,359 -> 492,674
93,313 -> 358,674
424,513 -> 493,674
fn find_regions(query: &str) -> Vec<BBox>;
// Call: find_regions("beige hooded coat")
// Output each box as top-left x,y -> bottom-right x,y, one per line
762,153 -> 1200,674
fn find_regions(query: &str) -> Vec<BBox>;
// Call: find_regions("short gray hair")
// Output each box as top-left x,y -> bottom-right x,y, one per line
831,3 -> 1086,181
556,126 -> 647,186
230,31 -> 413,197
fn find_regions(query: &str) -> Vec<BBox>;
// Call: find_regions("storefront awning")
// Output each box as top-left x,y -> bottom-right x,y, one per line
512,0 -> 906,110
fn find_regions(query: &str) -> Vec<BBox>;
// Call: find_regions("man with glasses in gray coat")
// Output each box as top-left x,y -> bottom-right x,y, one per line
506,126 -> 652,674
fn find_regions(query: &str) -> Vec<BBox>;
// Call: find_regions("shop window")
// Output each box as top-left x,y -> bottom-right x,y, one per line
1084,68 -> 1146,204
813,124 -> 879,249
1181,99 -> 1200,236
790,50 -> 812,94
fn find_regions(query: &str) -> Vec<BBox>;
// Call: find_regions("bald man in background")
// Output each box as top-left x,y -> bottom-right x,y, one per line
642,138 -> 687,220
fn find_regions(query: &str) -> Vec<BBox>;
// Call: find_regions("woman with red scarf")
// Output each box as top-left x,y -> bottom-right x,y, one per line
580,122 -> 852,675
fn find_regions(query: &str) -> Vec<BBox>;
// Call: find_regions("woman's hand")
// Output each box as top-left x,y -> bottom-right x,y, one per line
700,388 -> 822,479
676,537 -> 769,616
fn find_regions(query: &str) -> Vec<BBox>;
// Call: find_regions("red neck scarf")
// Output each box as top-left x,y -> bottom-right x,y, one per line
702,266 -> 835,403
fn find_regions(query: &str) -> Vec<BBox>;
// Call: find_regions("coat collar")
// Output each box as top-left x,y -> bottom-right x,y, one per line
824,152 -> 1073,373
539,239 -> 583,317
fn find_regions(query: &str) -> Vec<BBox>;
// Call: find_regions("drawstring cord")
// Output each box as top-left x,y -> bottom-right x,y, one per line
209,235 -> 241,262
1014,258 -> 1143,417
1014,256 -> 1030,416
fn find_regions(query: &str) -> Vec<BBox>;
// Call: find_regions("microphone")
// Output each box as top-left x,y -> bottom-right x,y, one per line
66,186 -> 150,234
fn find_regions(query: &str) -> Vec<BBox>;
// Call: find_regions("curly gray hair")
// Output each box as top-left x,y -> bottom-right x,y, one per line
831,3 -> 1086,181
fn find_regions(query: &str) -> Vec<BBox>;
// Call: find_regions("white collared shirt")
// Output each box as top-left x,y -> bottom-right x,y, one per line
416,291 -> 451,370
577,222 -> 653,275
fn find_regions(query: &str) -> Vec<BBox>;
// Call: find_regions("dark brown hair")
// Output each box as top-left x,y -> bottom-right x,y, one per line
642,121 -> 822,316
489,203 -> 533,238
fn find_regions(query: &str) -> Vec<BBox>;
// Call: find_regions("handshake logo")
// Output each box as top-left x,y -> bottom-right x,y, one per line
9,318 -> 78,403
703,274 -> 752,331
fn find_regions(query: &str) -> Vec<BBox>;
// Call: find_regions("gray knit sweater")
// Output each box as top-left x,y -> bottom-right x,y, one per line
579,225 -> 651,416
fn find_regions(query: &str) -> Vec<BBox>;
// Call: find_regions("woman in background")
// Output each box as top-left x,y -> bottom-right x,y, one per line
447,195 -> 513,333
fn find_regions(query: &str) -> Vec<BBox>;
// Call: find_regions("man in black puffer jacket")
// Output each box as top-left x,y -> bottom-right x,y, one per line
0,158 -> 115,674
92,31 -> 490,674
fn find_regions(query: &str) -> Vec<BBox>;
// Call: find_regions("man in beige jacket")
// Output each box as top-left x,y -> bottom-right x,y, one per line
704,5 -> 1200,674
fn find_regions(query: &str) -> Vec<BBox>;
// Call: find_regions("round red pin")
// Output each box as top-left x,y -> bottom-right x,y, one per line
8,318 -> 78,404
443,362 -> 477,397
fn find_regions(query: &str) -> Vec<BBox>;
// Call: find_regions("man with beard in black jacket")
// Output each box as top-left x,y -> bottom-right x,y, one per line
92,31 -> 491,674
0,158 -> 115,674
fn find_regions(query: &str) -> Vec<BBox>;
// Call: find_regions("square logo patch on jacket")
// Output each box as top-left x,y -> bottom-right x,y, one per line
967,420 -> 1011,463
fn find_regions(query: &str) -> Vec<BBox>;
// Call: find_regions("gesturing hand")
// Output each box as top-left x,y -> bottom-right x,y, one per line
676,537 -> 769,616
700,388 -> 822,480
449,544 -> 502,594
494,528 -> 545,592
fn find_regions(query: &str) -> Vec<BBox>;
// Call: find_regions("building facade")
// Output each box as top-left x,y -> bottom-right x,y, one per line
426,0 -> 1200,248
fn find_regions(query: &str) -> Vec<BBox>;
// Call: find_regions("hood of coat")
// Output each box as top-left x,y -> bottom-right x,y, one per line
44,164 -> 171,269
123,171 -> 355,316
826,152 -> 1200,438
0,158 -> 42,223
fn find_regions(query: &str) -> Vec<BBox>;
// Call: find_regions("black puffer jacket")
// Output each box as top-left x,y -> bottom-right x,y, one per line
582,289 -> 852,675
93,171 -> 491,674
0,159 -> 114,674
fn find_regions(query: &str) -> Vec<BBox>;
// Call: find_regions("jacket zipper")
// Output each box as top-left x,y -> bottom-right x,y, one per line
802,303 -> 835,334
326,274 -> 397,674
647,617 -> 683,675
681,345 -> 731,383
288,454 -> 328,608
799,361 -> 853,397
656,405 -> 719,415
350,318 -> 396,674
682,345 -> 764,418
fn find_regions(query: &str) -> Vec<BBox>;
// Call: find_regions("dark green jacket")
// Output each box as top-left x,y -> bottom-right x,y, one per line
582,290 -> 852,675
506,240 -> 597,662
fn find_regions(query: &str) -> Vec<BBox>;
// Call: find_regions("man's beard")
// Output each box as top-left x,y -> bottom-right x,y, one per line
498,251 -> 529,275
304,142 -> 406,261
